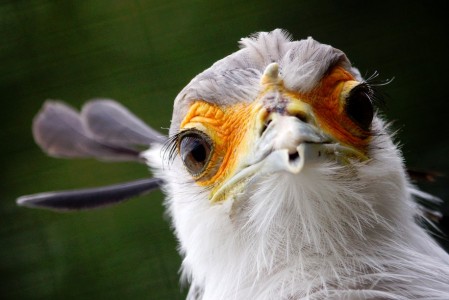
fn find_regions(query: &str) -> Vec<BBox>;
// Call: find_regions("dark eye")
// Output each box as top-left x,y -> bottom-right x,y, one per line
178,130 -> 213,177
345,84 -> 374,131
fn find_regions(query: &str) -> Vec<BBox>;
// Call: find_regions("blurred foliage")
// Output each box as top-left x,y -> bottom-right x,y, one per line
0,0 -> 448,299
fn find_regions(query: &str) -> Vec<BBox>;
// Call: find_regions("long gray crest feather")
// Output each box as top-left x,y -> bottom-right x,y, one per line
81,99 -> 166,145
33,101 -> 140,161
17,178 -> 163,211
18,99 -> 167,211
33,100 -> 166,162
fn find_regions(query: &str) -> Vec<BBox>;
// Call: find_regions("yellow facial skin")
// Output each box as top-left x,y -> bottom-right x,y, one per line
178,66 -> 372,201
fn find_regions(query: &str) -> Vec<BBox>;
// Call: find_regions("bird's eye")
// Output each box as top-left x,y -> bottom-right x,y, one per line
345,84 -> 374,131
178,130 -> 213,177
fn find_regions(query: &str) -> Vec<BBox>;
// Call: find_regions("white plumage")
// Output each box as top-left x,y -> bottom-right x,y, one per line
19,29 -> 449,299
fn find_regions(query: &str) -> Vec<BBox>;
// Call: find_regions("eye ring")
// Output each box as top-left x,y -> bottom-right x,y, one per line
177,129 -> 214,178
344,83 -> 374,132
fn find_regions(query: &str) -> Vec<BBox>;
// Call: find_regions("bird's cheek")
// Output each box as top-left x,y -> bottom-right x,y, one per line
178,101 -> 261,192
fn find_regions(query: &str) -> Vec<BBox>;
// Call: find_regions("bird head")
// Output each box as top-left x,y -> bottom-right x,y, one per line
166,62 -> 373,204
142,30 -> 409,266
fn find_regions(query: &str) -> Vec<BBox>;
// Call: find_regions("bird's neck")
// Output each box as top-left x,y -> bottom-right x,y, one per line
179,166 -> 428,298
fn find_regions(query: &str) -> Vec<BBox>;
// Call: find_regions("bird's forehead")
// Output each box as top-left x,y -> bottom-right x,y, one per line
170,30 -> 359,134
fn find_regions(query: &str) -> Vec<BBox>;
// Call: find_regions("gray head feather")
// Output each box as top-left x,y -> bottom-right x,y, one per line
170,29 -> 360,134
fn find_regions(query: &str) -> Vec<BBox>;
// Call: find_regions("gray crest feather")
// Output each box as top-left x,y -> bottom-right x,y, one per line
81,99 -> 166,146
20,99 -> 167,211
33,101 -> 142,161
33,100 -> 166,162
17,178 -> 163,211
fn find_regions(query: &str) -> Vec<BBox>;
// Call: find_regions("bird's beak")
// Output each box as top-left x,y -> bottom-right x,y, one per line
209,63 -> 367,203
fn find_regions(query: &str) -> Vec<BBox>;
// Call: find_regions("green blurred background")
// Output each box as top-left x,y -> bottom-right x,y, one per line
1,1 -> 448,299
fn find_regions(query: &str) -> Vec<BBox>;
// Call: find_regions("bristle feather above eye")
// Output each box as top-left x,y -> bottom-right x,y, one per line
161,131 -> 183,167
361,71 -> 393,109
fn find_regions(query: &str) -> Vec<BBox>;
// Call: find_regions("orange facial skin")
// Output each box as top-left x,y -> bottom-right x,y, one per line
306,66 -> 372,149
179,66 -> 372,191
180,101 -> 260,188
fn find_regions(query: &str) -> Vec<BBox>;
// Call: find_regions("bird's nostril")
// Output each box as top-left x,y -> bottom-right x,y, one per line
294,112 -> 308,123
288,151 -> 300,161
261,119 -> 272,135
